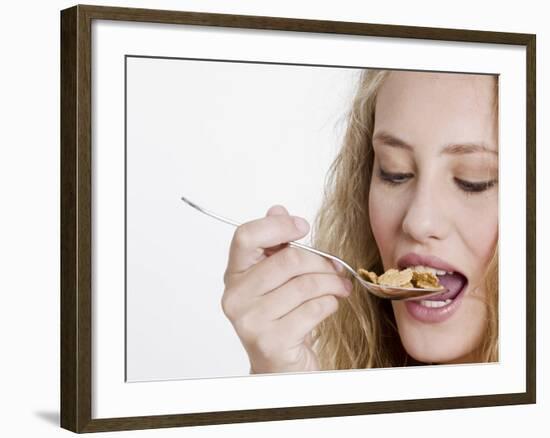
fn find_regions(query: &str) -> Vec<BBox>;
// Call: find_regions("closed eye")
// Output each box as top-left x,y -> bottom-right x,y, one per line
454,178 -> 498,194
377,168 -> 498,195
378,168 -> 414,186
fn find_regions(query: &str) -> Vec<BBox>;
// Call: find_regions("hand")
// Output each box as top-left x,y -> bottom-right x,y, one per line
221,205 -> 352,373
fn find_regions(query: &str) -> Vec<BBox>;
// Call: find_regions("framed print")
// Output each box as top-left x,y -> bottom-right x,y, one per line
60,4 -> 536,433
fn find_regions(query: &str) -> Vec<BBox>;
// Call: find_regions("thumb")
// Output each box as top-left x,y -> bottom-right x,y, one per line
266,204 -> 290,217
264,205 -> 292,257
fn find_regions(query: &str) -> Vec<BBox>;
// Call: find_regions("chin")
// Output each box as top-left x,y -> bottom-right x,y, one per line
392,290 -> 488,365
397,325 -> 485,365
404,344 -> 476,365
393,315 -> 484,364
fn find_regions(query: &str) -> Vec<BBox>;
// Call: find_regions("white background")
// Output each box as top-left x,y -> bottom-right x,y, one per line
126,58 -> 357,380
0,0 -> 546,437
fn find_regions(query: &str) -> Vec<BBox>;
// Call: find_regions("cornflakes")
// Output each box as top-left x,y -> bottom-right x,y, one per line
411,271 -> 440,289
357,268 -> 378,284
378,268 -> 413,287
358,267 -> 443,289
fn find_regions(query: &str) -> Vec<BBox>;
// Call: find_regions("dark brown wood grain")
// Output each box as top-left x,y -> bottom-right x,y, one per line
61,4 -> 94,432
60,4 -> 536,433
525,33 -> 537,405
60,5 -> 78,432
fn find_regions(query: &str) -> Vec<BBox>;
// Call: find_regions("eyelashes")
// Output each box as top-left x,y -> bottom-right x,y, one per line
378,169 -> 414,186
453,178 -> 498,193
377,168 -> 498,195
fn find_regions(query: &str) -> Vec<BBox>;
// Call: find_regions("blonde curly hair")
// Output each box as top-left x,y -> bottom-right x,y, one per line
310,69 -> 499,368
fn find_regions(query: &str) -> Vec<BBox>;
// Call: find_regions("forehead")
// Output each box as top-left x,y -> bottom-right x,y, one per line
377,71 -> 497,108
374,71 -> 498,151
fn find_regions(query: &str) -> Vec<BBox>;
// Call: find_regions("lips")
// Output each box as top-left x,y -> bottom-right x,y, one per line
397,253 -> 460,275
396,252 -> 469,323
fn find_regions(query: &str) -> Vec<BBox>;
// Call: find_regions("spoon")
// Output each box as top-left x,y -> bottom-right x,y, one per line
180,195 -> 446,301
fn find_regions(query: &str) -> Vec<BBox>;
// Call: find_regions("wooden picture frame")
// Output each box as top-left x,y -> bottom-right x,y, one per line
60,4 -> 536,433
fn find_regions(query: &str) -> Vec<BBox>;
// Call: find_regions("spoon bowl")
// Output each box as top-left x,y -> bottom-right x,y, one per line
180,195 -> 447,301
356,278 -> 445,301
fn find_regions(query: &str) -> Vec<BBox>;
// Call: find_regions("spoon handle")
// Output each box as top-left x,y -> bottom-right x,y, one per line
180,195 -> 357,275
180,195 -> 446,301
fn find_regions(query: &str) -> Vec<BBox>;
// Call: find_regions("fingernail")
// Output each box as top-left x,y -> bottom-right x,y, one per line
293,216 -> 309,234
331,259 -> 344,272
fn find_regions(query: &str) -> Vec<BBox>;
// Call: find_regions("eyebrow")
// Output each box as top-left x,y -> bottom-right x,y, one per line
372,131 -> 498,156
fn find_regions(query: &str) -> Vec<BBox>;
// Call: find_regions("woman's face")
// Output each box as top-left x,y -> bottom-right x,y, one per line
368,71 -> 498,364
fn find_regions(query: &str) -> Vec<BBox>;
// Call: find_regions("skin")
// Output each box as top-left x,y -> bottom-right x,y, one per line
222,206 -> 351,373
369,71 -> 498,364
223,70 -> 498,372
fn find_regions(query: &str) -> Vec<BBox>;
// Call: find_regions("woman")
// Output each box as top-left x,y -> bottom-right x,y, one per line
221,69 -> 499,374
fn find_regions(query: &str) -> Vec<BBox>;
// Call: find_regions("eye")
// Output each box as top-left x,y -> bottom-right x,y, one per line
454,178 -> 498,194
378,168 -> 413,186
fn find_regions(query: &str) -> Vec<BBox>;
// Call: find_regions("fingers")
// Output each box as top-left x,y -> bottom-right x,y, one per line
253,273 -> 352,320
222,258 -> 349,333
266,204 -> 289,216
264,205 -> 291,257
275,295 -> 341,347
221,204 -> 350,373
222,272 -> 349,373
225,207 -> 310,277
234,245 -> 342,300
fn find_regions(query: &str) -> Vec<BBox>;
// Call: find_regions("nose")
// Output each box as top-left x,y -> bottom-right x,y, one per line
401,178 -> 450,243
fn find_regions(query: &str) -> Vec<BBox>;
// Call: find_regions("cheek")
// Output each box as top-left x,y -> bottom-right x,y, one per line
455,197 -> 498,262
369,181 -> 404,262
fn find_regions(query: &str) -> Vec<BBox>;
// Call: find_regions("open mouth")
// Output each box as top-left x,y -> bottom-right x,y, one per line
396,254 -> 470,323
402,270 -> 468,323
413,271 -> 468,308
